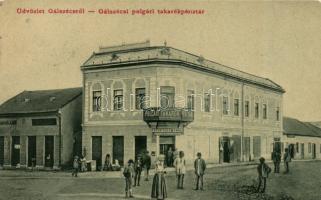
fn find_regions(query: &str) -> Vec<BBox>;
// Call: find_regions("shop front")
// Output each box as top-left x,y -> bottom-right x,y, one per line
143,107 -> 194,161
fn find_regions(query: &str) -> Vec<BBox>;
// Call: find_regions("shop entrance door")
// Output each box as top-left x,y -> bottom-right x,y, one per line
28,136 -> 37,167
222,137 -> 230,163
0,136 -> 4,166
11,136 -> 20,166
113,136 -> 124,166
45,136 -> 54,168
135,136 -> 147,159
159,136 -> 175,155
92,136 -> 102,170
159,136 -> 175,167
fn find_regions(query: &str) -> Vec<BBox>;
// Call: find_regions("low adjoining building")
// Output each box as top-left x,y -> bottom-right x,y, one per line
81,41 -> 285,168
0,87 -> 82,169
282,117 -> 321,160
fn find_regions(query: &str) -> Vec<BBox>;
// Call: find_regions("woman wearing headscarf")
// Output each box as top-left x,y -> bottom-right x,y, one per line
151,154 -> 167,200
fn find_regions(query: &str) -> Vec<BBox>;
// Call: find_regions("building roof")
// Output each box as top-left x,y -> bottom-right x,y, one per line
81,41 -> 285,93
283,117 -> 321,138
309,121 -> 321,128
0,87 -> 82,116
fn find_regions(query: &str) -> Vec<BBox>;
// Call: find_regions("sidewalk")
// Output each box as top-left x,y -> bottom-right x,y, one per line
0,159 -> 317,179
0,161 -> 258,179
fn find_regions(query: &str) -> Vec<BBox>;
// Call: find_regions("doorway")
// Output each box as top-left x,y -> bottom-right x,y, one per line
0,136 -> 4,166
242,137 -> 251,161
220,137 -> 230,163
28,136 -> 37,167
92,136 -> 102,170
113,136 -> 124,166
45,136 -> 54,168
300,143 -> 304,159
159,136 -> 175,155
253,136 -> 261,159
312,143 -> 316,159
135,136 -> 147,159
11,136 -> 20,166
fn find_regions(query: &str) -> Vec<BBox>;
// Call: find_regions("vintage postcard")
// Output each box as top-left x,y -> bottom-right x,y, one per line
0,0 -> 321,199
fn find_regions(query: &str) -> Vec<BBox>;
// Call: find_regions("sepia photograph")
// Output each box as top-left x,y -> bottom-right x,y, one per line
0,0 -> 321,199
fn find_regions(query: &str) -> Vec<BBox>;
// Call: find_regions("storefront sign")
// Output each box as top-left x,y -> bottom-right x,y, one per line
152,127 -> 183,135
143,107 -> 194,122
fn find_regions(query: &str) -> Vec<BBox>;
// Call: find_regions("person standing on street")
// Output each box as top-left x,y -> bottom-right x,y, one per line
256,157 -> 271,193
143,150 -> 151,181
173,148 -> 179,164
166,147 -> 173,167
173,151 -> 186,189
134,155 -> 143,187
284,148 -> 292,173
194,152 -> 206,191
123,159 -> 135,198
272,150 -> 281,173
103,154 -> 113,171
72,155 -> 80,177
151,155 -> 167,200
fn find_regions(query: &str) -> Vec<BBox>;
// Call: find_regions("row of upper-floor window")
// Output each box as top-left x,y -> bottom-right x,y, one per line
91,86 -> 281,121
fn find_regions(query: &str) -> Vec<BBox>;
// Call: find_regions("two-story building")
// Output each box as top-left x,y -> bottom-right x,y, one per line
0,87 -> 82,169
81,41 -> 285,168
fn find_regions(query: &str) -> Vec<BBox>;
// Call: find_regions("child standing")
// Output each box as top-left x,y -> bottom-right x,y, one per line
72,156 -> 79,177
256,157 -> 271,193
123,159 -> 135,198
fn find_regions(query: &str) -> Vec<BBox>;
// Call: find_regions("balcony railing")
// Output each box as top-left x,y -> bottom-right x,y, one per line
143,107 -> 194,122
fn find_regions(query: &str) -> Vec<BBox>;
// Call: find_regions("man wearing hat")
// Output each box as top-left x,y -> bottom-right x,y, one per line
123,159 -> 135,198
256,157 -> 271,193
194,152 -> 206,191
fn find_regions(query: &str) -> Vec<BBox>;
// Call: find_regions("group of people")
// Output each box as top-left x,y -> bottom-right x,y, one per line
123,151 -> 206,199
71,155 -> 87,177
71,147 -> 293,196
123,150 -> 152,198
256,147 -> 293,193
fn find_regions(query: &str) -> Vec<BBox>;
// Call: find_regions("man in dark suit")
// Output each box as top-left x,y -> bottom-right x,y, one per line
284,148 -> 292,173
272,150 -> 281,173
142,150 -> 151,181
256,157 -> 271,193
194,152 -> 206,190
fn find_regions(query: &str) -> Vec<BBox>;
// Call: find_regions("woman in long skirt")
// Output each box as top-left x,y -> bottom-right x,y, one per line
151,155 -> 167,200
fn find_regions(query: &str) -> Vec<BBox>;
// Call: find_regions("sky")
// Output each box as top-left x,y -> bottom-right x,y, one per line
0,0 -> 321,121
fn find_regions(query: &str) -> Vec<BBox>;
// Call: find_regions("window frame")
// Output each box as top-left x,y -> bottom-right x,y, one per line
223,96 -> 229,115
113,89 -> 124,111
263,104 -> 267,119
204,93 -> 211,112
245,100 -> 250,117
160,86 -> 175,108
135,88 -> 146,110
92,90 -> 102,112
234,99 -> 239,116
187,90 -> 195,111
255,102 -> 259,118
